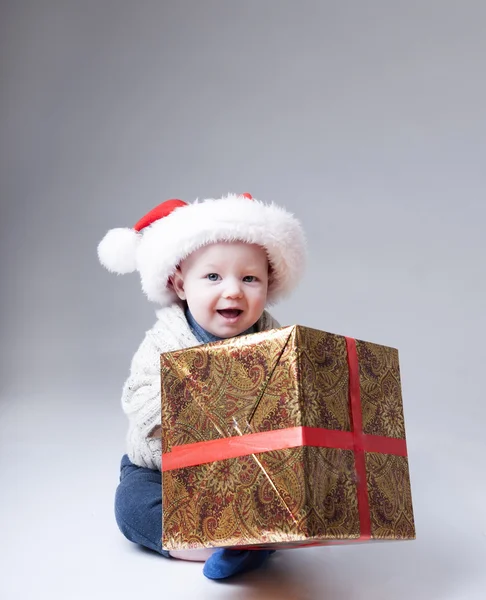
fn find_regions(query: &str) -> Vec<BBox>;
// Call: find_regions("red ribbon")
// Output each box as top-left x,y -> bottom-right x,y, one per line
161,426 -> 406,472
162,336 -> 407,541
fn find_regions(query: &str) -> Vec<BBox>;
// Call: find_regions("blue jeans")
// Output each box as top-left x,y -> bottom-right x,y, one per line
114,454 -> 170,558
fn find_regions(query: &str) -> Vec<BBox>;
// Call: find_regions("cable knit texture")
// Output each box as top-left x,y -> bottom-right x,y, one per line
122,302 -> 280,470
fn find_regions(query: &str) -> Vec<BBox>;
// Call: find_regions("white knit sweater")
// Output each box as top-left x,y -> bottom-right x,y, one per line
121,302 -> 280,470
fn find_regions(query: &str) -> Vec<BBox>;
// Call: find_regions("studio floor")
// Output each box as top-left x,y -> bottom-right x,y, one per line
1,390 -> 484,600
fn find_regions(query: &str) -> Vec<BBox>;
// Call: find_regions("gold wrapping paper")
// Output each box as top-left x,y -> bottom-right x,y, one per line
161,326 -> 415,550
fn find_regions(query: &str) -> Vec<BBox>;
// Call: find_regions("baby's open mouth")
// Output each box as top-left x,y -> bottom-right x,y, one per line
217,309 -> 243,318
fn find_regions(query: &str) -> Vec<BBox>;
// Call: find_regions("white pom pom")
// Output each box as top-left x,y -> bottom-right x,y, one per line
97,227 -> 140,274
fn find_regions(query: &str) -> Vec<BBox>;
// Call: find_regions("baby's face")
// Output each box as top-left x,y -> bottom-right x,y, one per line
172,242 -> 269,338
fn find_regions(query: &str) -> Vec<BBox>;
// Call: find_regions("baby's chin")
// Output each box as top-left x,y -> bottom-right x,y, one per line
211,327 -> 249,339
208,321 -> 253,339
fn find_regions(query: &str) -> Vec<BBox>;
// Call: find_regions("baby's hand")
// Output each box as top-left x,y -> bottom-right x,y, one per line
148,425 -> 161,438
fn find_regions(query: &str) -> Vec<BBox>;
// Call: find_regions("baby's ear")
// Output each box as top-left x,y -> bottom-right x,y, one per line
267,264 -> 275,287
171,267 -> 186,300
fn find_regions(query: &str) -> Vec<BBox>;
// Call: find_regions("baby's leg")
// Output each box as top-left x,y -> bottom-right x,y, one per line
169,549 -> 216,562
115,455 -> 170,557
115,455 -> 216,561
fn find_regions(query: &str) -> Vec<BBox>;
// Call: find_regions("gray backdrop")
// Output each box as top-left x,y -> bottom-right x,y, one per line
1,2 -> 485,599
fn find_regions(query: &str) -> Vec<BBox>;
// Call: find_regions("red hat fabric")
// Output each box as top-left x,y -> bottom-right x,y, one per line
134,199 -> 188,232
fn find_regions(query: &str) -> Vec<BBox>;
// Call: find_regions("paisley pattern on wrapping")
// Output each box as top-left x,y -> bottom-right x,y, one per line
356,340 -> 405,439
161,329 -> 292,451
163,447 -> 360,549
161,326 -> 415,549
366,453 -> 415,539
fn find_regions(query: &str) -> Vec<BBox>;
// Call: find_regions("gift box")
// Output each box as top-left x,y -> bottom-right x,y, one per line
160,326 -> 415,550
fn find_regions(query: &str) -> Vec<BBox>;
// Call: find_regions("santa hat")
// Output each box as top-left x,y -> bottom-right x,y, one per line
97,193 -> 306,306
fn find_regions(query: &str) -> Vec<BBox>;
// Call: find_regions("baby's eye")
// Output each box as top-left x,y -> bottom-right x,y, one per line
207,273 -> 220,281
243,275 -> 256,283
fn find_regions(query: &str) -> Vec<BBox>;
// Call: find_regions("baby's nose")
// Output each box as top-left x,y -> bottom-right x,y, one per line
223,280 -> 243,298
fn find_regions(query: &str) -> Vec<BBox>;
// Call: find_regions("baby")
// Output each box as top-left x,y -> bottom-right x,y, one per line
98,193 -> 306,579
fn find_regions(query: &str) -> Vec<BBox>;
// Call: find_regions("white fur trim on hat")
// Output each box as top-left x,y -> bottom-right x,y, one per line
98,194 -> 306,306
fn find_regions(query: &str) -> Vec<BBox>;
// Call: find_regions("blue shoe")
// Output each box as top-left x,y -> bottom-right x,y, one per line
203,549 -> 274,580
